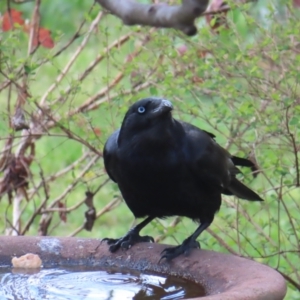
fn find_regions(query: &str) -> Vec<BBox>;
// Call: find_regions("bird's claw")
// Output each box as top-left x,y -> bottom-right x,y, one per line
159,239 -> 200,262
103,233 -> 154,253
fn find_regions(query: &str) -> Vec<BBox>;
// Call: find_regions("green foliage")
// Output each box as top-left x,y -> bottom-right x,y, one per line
0,1 -> 300,298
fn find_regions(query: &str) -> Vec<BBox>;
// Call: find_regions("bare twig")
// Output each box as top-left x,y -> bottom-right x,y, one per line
39,11 -> 104,106
28,151 -> 92,197
285,106 -> 299,186
53,32 -> 133,106
46,154 -> 99,210
21,167 -> 50,235
47,3 -> 96,61
68,30 -> 154,115
69,196 -> 122,237
42,178 -> 110,214
34,102 -> 102,155
277,270 -> 300,291
28,0 -> 41,54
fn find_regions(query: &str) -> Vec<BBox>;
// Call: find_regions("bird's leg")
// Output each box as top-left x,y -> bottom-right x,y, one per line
103,216 -> 155,252
160,217 -> 213,262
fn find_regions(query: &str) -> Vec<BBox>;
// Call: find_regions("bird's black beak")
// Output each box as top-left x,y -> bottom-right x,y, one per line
153,99 -> 173,116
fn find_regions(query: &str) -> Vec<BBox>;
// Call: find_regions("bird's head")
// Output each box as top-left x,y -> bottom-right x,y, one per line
118,97 -> 174,145
121,97 -> 173,130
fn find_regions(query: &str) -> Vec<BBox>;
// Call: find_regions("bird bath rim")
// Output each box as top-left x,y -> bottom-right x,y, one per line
0,236 -> 286,300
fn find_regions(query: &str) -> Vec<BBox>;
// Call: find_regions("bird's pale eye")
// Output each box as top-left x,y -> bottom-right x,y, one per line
137,106 -> 146,114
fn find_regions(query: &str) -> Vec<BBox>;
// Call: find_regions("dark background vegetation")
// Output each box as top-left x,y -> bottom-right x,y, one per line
0,0 -> 299,298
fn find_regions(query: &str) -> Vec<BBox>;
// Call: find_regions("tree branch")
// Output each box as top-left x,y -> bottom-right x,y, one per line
95,0 -> 209,36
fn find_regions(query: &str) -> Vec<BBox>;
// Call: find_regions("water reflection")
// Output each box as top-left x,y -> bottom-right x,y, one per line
0,266 -> 205,299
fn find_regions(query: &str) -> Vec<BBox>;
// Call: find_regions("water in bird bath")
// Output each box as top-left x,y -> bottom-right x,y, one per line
0,265 -> 206,299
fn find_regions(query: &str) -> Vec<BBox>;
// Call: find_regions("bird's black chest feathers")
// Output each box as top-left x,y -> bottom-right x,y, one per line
116,132 -> 218,220
118,131 -> 183,186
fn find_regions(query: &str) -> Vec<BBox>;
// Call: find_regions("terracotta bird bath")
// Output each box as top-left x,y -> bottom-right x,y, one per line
0,236 -> 286,299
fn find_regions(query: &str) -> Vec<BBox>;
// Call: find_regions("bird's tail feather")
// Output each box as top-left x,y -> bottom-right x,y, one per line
228,178 -> 263,201
231,156 -> 259,177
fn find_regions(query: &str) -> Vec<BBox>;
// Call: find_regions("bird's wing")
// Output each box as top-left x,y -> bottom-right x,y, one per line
202,129 -> 216,139
103,129 -> 120,183
180,121 -> 263,201
231,156 -> 259,177
180,121 -> 232,191
203,129 -> 259,177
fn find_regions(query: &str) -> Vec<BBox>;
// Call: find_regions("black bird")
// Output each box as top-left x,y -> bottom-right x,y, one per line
103,97 -> 263,261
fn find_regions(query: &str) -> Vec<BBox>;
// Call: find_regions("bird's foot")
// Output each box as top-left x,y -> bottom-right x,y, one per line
103,231 -> 154,253
160,237 -> 200,262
